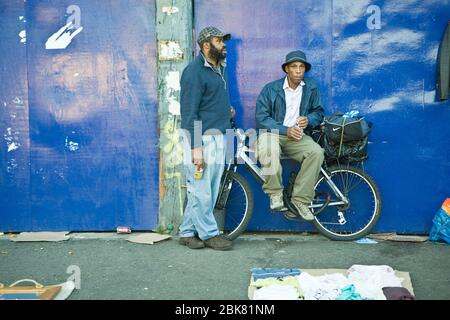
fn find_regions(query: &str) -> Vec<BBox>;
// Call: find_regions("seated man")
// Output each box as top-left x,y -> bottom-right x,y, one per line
255,50 -> 325,221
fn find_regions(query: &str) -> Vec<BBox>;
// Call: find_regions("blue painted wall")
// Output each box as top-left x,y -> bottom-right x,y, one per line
0,0 -> 159,231
1,0 -> 449,234
195,0 -> 450,234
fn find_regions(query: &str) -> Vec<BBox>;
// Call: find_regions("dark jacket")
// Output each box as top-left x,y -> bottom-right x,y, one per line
437,23 -> 450,101
255,77 -> 324,135
180,54 -> 231,148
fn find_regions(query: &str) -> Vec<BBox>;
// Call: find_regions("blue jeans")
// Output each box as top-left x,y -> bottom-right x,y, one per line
179,134 -> 226,240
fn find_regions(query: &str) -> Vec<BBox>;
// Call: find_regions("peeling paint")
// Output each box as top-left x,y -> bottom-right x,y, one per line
159,40 -> 183,61
168,99 -> 180,116
162,6 -> 179,15
166,71 -> 181,91
165,71 -> 181,115
19,30 -> 26,44
7,142 -> 20,152
4,128 -> 21,152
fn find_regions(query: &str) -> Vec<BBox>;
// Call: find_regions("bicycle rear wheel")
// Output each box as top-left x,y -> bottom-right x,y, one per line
215,171 -> 254,241
312,165 -> 381,241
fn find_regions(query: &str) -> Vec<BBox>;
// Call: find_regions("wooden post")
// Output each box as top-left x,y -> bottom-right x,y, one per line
156,0 -> 193,233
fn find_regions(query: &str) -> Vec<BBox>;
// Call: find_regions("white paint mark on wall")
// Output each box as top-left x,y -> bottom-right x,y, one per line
425,46 -> 439,63
4,127 -> 21,152
384,0 -> 445,18
65,136 -> 79,152
159,41 -> 183,60
19,16 -> 24,20
333,0 -> 371,36
19,30 -> 26,43
13,97 -> 23,105
162,6 -> 179,15
371,96 -> 401,112
7,142 -> 20,152
7,159 -> 18,173
46,21 -> 83,50
74,73 -> 79,77
335,29 -> 424,76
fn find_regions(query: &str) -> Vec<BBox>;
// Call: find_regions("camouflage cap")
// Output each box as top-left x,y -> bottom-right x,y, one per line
197,26 -> 231,44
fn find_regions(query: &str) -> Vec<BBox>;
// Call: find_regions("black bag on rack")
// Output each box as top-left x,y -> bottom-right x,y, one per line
321,112 -> 373,163
323,135 -> 369,163
323,113 -> 371,143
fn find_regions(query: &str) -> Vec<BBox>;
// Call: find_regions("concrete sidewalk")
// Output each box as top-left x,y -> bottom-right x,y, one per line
0,232 -> 449,300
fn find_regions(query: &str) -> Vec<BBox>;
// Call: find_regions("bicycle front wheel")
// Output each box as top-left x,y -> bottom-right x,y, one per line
312,165 -> 382,241
215,171 -> 254,241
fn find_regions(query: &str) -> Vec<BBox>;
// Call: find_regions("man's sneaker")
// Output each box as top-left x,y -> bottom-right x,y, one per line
291,200 -> 314,221
204,235 -> 233,251
179,236 -> 205,249
269,192 -> 284,211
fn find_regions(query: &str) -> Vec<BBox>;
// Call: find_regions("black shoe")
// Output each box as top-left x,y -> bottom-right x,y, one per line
179,236 -> 205,249
204,236 -> 233,251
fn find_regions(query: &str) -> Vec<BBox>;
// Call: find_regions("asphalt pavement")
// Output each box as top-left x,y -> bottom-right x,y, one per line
0,232 -> 449,300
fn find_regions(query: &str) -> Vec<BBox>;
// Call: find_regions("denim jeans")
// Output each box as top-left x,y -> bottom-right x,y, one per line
179,134 -> 226,240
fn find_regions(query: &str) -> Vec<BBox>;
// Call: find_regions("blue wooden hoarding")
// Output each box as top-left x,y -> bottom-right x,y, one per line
194,0 -> 450,234
0,0 -> 159,231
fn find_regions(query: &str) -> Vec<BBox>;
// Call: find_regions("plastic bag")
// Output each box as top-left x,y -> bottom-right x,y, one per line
429,198 -> 450,244
323,135 -> 368,163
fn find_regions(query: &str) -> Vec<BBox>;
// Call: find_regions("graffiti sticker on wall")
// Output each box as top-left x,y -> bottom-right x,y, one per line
45,5 -> 83,50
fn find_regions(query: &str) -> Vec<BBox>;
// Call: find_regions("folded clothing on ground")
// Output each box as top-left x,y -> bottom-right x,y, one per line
382,287 -> 415,300
251,268 -> 301,280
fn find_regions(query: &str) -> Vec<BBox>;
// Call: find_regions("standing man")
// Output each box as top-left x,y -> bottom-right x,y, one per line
179,26 -> 234,250
255,50 -> 325,221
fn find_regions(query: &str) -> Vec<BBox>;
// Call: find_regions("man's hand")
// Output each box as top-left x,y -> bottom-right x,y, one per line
296,116 -> 309,129
230,106 -> 236,118
192,147 -> 204,169
287,126 -> 304,141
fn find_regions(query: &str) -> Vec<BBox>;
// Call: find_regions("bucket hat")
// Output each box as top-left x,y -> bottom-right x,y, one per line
282,50 -> 311,72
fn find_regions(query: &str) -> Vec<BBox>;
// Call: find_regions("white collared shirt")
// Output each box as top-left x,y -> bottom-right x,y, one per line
283,77 -> 305,127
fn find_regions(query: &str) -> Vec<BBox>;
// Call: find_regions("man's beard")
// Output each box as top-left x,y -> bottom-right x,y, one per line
209,44 -> 226,61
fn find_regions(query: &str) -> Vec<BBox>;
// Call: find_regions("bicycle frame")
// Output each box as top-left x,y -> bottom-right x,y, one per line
228,128 -> 349,209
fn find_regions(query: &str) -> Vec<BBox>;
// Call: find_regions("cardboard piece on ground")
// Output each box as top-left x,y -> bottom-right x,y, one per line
248,268 -> 414,300
127,233 -> 171,245
9,232 -> 70,242
368,233 -> 428,243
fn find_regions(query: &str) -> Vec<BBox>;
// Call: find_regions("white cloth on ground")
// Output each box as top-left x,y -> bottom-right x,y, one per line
297,272 -> 351,300
253,283 -> 300,300
347,265 -> 404,300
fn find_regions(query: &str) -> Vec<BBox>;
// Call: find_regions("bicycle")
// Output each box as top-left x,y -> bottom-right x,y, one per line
214,122 -> 382,241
